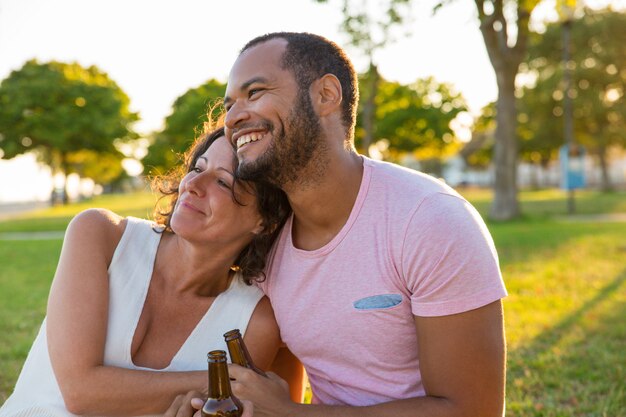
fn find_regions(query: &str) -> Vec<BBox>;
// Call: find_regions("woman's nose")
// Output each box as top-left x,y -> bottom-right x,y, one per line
185,172 -> 207,197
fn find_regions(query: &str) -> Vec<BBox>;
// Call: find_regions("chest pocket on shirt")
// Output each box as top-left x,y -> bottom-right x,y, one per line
353,294 -> 403,310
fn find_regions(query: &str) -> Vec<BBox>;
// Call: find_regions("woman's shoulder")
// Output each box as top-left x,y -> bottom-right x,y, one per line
68,208 -> 127,237
63,209 -> 129,264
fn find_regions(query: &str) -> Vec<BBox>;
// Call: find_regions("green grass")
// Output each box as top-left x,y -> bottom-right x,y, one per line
462,187 -> 626,219
0,240 -> 61,397
0,190 -> 159,233
1,188 -> 625,415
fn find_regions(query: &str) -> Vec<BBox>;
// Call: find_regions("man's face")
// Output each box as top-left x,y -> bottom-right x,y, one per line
223,39 -> 323,187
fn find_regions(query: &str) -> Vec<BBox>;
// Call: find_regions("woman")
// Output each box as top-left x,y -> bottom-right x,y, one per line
0,126 -> 295,417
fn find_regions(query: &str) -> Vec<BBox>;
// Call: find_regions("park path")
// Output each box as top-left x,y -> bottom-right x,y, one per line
0,202 -> 66,240
0,201 -> 49,220
0,230 -> 65,240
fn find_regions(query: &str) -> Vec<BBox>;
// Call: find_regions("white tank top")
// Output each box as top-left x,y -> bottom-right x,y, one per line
0,216 -> 264,417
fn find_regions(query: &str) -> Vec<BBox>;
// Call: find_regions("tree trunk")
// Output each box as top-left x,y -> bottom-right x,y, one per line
529,162 -> 539,190
61,151 -> 70,205
473,0 -> 533,220
49,149 -> 62,206
361,63 -> 379,157
597,144 -> 613,192
489,72 -> 520,220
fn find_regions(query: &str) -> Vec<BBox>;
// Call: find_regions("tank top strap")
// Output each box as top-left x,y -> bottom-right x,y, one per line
171,273 -> 264,369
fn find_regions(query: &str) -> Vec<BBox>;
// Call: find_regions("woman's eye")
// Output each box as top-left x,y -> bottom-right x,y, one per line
217,179 -> 231,188
192,167 -> 202,173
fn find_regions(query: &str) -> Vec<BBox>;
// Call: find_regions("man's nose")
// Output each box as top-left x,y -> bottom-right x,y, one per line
224,100 -> 250,132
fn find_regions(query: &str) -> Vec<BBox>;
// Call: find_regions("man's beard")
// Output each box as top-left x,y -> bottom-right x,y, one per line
237,90 -> 326,188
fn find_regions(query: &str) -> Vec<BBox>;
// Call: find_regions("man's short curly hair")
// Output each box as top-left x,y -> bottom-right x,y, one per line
241,32 -> 359,143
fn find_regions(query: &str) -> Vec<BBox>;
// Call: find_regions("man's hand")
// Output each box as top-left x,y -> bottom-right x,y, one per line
229,364 -> 294,417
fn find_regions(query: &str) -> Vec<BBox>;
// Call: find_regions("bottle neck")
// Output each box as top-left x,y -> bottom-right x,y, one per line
226,337 -> 267,376
207,360 -> 233,399
227,339 -> 252,367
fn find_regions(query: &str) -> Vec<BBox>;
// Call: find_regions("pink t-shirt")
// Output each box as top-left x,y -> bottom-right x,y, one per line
259,157 -> 507,406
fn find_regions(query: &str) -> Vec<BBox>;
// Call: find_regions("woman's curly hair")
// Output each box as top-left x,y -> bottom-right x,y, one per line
149,125 -> 291,285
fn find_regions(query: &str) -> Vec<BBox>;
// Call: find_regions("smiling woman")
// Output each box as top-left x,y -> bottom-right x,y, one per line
0,125 -> 302,417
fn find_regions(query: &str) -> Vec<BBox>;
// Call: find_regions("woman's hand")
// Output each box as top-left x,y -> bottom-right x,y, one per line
164,392 -> 254,417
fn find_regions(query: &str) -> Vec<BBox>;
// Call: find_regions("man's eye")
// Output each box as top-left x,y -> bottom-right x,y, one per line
249,88 -> 262,98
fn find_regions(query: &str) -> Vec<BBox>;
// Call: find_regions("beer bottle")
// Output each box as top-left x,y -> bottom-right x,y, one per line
224,328 -> 267,377
201,350 -> 243,417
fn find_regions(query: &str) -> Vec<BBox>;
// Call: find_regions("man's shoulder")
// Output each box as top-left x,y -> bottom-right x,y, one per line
365,157 -> 461,203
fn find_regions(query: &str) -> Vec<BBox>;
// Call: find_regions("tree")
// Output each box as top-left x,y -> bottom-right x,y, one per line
315,0 -> 540,219
469,97 -> 558,189
0,60 -> 138,203
522,7 -> 626,191
462,0 -> 540,219
465,101 -> 497,169
357,73 -> 467,166
142,79 -> 226,176
314,0 -> 413,156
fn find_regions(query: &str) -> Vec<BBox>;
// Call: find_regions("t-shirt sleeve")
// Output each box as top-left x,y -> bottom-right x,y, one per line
400,192 -> 507,317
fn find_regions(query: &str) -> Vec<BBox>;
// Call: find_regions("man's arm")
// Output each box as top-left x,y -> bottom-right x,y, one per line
228,300 -> 506,417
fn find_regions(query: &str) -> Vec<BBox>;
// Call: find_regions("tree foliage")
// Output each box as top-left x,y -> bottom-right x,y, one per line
142,79 -> 225,176
0,59 -> 138,202
520,7 -> 626,190
357,73 -> 467,161
314,0 -> 414,156
465,101 -> 496,169
315,0 -> 541,219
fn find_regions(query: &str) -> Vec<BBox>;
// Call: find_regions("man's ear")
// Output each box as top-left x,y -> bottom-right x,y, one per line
312,74 -> 342,116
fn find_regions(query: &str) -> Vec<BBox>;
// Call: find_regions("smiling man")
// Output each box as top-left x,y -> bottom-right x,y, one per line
216,32 -> 508,417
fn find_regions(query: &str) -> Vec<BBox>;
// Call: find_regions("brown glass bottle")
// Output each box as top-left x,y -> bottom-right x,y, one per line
224,328 -> 267,377
201,350 -> 243,417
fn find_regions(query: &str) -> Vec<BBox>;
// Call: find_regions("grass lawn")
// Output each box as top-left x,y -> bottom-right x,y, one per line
1,188 -> 625,415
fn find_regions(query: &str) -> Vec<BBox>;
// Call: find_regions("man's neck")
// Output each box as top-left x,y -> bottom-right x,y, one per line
286,151 -> 364,251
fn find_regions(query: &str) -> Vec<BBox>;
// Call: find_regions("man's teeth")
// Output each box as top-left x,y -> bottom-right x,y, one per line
236,133 -> 263,149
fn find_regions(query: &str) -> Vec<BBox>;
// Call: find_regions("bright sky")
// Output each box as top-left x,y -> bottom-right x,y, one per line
0,0 -> 498,135
0,0 -> 623,202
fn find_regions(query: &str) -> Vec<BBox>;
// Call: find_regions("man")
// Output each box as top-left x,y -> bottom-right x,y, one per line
188,31 -> 506,417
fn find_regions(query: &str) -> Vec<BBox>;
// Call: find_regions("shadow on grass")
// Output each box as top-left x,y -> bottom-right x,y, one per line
507,268 -> 626,416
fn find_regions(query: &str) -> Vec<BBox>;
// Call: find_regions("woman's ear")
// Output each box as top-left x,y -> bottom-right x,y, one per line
251,217 -> 265,235
253,219 -> 279,236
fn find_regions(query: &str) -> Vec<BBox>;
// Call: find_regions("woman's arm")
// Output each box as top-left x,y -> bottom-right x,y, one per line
46,209 -> 205,416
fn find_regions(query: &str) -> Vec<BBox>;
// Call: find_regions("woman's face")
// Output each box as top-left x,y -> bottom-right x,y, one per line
170,136 -> 263,247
